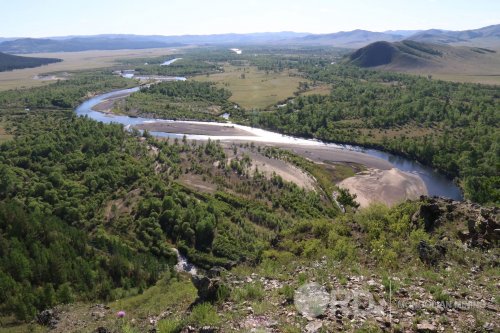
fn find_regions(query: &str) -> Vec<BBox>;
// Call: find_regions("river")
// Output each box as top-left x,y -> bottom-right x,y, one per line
75,87 -> 463,201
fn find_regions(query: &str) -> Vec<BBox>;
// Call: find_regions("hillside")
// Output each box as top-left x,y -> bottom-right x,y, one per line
347,40 -> 500,79
409,24 -> 500,48
0,52 -> 61,72
0,37 -> 181,53
291,30 -> 405,48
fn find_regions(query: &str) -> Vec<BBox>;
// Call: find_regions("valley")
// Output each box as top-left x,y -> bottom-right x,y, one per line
0,14 -> 498,333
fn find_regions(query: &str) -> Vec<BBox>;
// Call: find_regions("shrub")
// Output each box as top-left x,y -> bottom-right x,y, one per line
187,303 -> 220,327
158,318 -> 182,333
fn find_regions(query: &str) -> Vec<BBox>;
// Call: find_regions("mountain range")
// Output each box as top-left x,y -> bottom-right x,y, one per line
0,25 -> 498,53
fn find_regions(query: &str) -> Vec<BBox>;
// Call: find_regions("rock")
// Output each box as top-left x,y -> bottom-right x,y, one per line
199,326 -> 218,333
413,196 -> 499,249
418,240 -> 446,266
483,322 -> 495,331
36,309 -> 59,329
305,320 -> 323,333
412,197 -> 443,232
94,328 -> 110,333
191,275 -> 226,303
207,266 -> 226,278
417,322 -> 437,332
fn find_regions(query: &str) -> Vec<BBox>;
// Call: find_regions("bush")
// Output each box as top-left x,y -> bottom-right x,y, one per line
187,303 -> 221,327
279,285 -> 295,304
158,318 -> 182,333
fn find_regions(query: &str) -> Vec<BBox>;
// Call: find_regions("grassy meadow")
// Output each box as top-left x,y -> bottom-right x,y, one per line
193,64 -> 307,109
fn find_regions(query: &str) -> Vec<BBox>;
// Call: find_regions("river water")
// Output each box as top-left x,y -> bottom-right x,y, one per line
75,87 -> 463,200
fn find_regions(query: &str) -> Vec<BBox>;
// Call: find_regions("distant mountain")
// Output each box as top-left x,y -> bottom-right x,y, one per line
291,30 -> 405,48
0,38 -> 19,44
384,30 -> 422,37
0,32 -> 310,53
0,52 -> 61,72
1,25 -> 498,53
347,40 -> 500,75
408,24 -> 500,48
0,37 -> 183,53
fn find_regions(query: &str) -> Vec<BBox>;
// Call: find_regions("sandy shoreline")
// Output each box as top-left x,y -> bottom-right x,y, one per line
136,122 -> 258,137
337,168 -> 428,207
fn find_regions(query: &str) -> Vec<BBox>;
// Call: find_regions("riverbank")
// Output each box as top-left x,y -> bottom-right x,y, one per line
338,168 -> 428,207
75,86 -> 470,207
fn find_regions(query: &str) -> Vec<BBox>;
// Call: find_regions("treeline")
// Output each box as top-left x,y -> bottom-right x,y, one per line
0,52 -> 62,72
141,81 -> 231,104
242,65 -> 499,204
121,57 -> 221,77
119,81 -> 233,120
0,71 -> 133,109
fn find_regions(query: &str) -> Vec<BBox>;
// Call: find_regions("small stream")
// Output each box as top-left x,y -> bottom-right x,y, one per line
75,87 -> 463,201
171,248 -> 197,275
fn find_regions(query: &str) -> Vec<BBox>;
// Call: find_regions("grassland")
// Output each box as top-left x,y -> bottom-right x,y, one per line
192,64 -> 307,109
0,48 -> 181,91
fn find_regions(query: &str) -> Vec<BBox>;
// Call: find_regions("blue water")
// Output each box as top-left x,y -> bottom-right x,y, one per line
75,88 -> 463,200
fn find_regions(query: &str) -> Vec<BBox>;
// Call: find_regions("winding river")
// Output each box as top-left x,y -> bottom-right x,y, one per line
75,87 -> 463,201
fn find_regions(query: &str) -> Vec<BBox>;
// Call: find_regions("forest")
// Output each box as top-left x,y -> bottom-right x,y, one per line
115,81 -> 233,120
0,52 -> 62,72
0,72 -> 338,321
237,64 -> 499,204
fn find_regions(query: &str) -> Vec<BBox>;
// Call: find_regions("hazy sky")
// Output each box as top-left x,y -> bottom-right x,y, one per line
1,0 -> 499,37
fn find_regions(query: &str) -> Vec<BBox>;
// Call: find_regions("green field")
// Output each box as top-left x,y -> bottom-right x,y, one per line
193,64 -> 307,109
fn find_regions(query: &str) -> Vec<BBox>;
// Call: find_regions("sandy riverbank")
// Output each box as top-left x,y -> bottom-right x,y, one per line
136,122 -> 257,137
337,168 -> 428,207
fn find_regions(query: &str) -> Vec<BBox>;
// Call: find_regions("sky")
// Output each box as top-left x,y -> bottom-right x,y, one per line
1,0 -> 499,37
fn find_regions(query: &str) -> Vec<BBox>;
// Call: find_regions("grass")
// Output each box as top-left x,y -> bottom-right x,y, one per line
186,303 -> 221,327
193,64 -> 307,109
0,48 -> 180,91
111,274 -> 197,318
0,317 -> 45,333
300,84 -> 332,96
232,282 -> 265,302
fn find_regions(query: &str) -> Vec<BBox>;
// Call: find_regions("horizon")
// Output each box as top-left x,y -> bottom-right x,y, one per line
1,22 -> 499,39
1,0 -> 499,38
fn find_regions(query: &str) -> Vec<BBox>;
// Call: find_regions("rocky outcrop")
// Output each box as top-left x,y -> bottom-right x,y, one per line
412,196 -> 499,249
191,274 -> 227,304
36,309 -> 59,329
418,240 -> 446,266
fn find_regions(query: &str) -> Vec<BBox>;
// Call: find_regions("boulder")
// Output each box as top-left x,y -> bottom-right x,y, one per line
191,274 -> 226,303
36,309 -> 59,329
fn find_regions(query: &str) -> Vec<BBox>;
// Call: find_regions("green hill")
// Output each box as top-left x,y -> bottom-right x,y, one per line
347,40 -> 500,81
0,52 -> 61,72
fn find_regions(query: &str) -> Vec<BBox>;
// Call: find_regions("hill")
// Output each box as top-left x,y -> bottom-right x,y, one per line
347,40 -> 500,79
408,24 -> 500,48
0,52 -> 61,72
0,37 -> 181,53
291,29 -> 405,48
